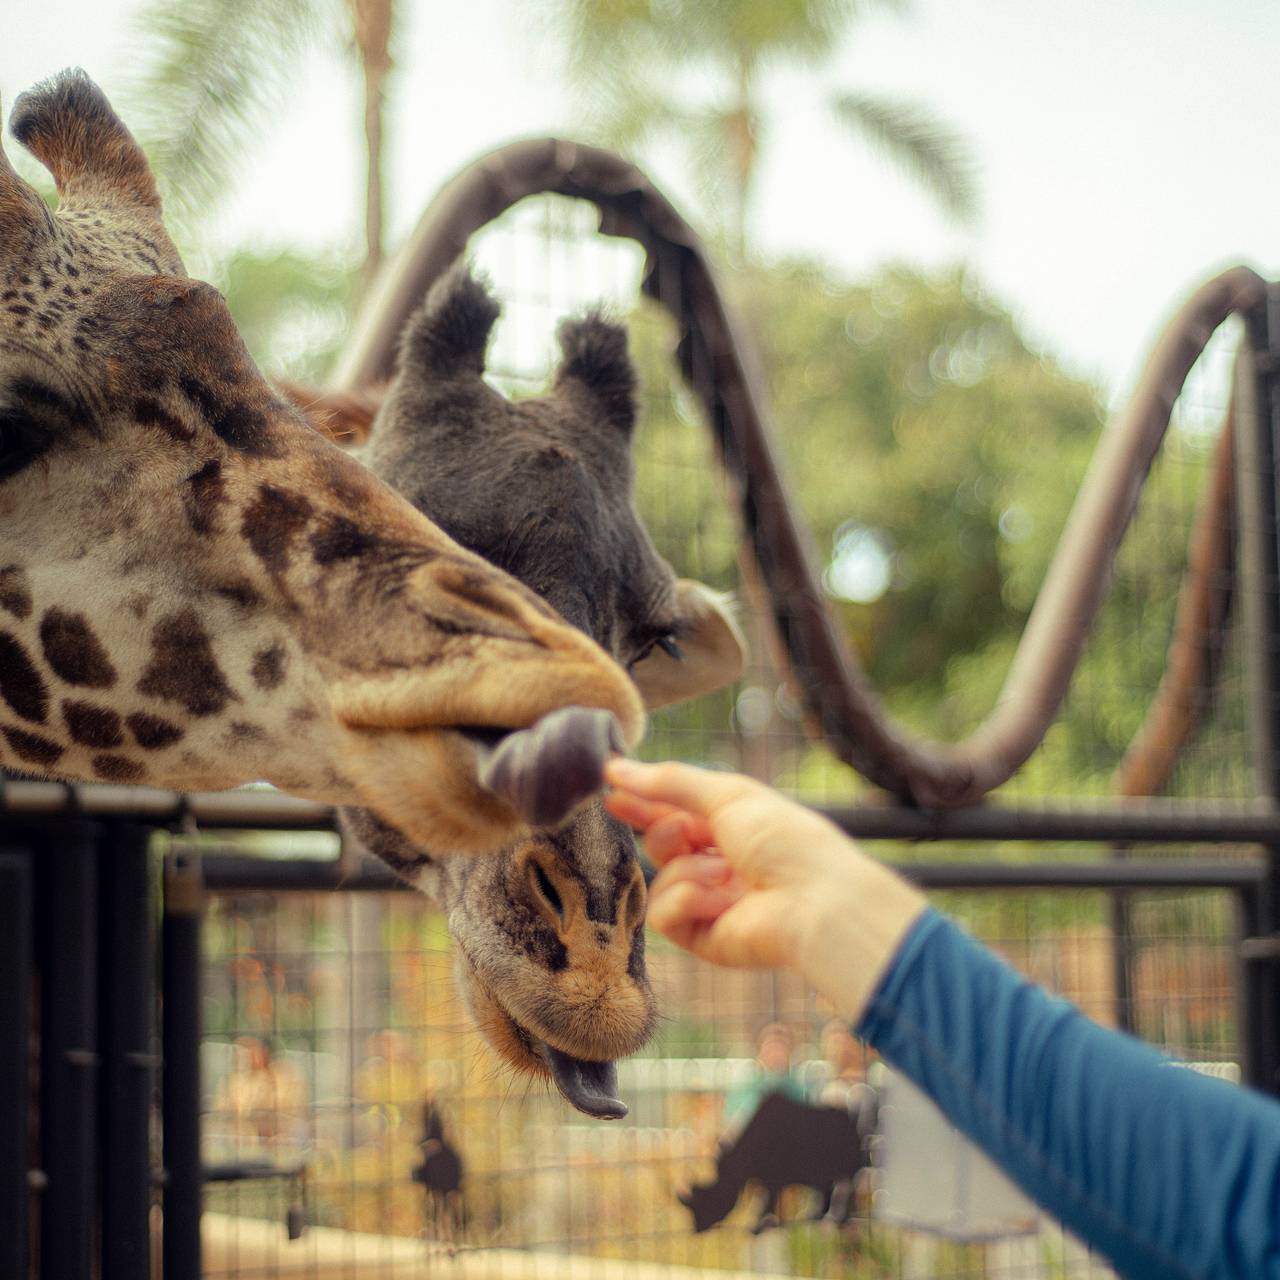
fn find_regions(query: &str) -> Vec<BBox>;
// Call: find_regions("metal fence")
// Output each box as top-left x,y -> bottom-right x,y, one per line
3,144 -> 1279,1280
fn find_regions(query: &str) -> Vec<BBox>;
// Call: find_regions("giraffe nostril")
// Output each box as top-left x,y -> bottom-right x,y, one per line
530,860 -> 564,924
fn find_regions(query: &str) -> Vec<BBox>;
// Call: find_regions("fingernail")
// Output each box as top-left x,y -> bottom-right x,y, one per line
691,857 -> 730,885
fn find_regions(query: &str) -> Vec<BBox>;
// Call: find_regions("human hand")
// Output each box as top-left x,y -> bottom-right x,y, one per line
604,758 -> 862,970
604,758 -> 928,1017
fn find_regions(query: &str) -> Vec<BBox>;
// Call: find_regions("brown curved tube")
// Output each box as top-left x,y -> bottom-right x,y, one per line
331,138 -> 1268,807
1112,398 -> 1236,797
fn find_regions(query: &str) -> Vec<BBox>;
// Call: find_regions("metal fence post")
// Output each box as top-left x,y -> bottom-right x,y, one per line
1233,284 -> 1280,1095
0,849 -> 32,1278
163,849 -> 205,1280
101,823 -> 156,1280
40,818 -> 101,1280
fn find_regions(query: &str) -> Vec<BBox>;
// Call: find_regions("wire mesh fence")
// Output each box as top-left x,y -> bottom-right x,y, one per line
195,867 -> 1250,1280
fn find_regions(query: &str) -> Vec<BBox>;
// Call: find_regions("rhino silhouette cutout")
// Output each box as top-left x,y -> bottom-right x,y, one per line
679,1091 -> 873,1234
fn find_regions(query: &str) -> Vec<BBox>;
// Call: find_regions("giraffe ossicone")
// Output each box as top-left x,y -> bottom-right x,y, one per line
0,69 -> 644,849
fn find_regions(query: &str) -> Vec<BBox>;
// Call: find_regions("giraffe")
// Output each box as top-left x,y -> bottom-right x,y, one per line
328,266 -> 745,1116
0,69 -> 644,852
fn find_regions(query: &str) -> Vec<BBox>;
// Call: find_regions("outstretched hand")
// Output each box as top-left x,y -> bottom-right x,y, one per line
604,758 -> 929,1017
604,759 -> 861,971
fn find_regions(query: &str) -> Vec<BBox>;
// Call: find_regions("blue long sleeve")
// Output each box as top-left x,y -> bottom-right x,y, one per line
855,908 -> 1280,1279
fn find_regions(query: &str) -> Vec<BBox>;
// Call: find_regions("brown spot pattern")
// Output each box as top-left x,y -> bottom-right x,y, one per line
0,632 -> 48,723
92,754 -> 144,783
242,485 -> 313,573
39,609 -> 118,688
63,700 -> 124,748
183,459 -> 228,536
0,566 -> 33,620
126,711 -> 184,750
137,608 -> 236,717
1,724 -> 63,767
251,644 -> 287,690
135,396 -> 194,443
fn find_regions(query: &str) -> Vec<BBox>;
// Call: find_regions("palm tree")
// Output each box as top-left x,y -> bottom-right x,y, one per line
552,0 -> 977,257
122,0 -> 395,298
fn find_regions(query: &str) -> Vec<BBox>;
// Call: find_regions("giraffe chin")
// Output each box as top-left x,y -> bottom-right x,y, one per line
457,958 -> 631,1121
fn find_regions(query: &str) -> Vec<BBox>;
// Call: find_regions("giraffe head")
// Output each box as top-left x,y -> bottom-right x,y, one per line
0,71 -> 644,848
335,267 -> 745,1116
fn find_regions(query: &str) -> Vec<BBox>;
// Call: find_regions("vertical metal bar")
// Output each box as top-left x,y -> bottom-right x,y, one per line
101,823 -> 155,1280
1233,288 -> 1280,1094
162,850 -> 204,1280
0,849 -> 32,1278
40,819 -> 101,1280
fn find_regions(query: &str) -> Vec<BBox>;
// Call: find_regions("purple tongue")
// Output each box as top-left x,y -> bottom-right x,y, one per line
472,707 -> 624,829
542,1044 -> 627,1120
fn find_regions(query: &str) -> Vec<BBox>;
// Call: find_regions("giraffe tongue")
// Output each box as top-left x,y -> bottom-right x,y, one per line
470,707 -> 624,829
542,1044 -> 627,1120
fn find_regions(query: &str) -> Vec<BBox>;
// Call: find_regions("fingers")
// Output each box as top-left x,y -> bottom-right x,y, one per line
603,788 -> 683,832
647,857 -> 740,953
604,758 -> 756,819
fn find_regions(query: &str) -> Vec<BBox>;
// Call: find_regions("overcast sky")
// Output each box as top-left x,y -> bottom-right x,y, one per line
3,0 -> 1277,399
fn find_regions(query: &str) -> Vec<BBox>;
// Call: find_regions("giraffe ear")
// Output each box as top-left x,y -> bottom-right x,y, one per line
631,581 -> 746,710
0,102 -> 48,229
399,262 -> 499,380
275,381 -> 384,446
10,69 -> 160,211
554,312 -> 635,433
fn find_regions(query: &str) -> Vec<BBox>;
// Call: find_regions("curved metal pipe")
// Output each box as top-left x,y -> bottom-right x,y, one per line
333,138 -> 1267,807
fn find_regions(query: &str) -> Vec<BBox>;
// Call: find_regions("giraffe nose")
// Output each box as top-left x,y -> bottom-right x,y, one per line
524,849 -> 570,931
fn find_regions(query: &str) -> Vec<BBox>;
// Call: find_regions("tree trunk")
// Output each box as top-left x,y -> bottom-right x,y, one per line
350,0 -> 394,301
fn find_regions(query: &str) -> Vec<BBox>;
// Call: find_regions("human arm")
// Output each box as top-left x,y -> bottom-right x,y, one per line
605,758 -> 1280,1280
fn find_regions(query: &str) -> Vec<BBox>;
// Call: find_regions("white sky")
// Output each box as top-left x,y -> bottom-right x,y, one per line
3,0 -> 1277,399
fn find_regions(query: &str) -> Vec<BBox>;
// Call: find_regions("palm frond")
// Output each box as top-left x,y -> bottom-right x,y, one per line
121,0 -> 324,231
832,91 -> 979,224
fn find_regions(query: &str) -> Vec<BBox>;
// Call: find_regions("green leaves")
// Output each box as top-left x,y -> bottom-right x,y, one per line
832,92 -> 979,224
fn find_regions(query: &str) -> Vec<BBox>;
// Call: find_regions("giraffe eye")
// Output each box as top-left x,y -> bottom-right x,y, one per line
0,408 -> 48,480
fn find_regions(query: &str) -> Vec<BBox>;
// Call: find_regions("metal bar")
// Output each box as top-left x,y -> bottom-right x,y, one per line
897,861 -> 1265,892
0,850 -> 31,1280
1234,286 -> 1280,1095
2,779 -> 1280,845
0,779 -> 332,827
162,851 -> 204,1280
101,823 -> 155,1280
200,851 -> 1264,895
821,803 -> 1280,844
40,819 -> 100,1280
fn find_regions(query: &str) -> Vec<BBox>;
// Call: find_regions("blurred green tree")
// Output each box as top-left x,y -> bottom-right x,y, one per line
629,258 -> 1218,799
548,0 -> 976,255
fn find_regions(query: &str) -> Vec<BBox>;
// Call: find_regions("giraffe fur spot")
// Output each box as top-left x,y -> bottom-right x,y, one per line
242,484 -> 313,573
134,396 -> 194,443
92,753 -> 144,783
1,724 -> 62,767
178,374 -> 282,457
39,608 -> 118,688
250,643 -> 287,690
63,699 -> 124,748
137,608 -> 236,717
225,720 -> 266,746
126,711 -> 184,750
183,459 -> 227,535
0,566 -> 33,620
0,631 -> 48,723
